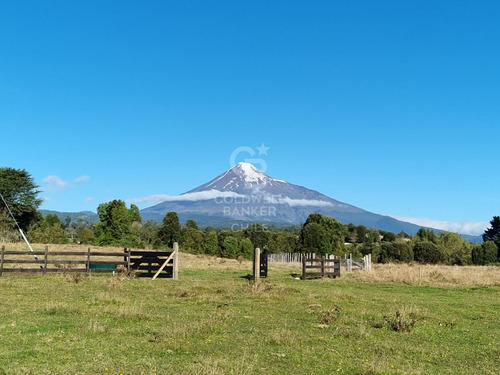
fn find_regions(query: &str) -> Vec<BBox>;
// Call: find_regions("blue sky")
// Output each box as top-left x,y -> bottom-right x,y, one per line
1,0 -> 499,235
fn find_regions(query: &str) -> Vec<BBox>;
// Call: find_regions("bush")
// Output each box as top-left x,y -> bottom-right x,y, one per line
472,241 -> 498,265
379,241 -> 413,263
413,241 -> 446,264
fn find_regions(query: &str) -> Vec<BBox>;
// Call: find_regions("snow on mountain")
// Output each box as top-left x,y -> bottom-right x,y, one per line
187,162 -> 286,192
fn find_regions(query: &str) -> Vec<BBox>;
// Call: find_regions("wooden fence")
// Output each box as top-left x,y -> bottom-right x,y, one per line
302,255 -> 341,279
0,244 -> 178,279
269,252 -> 372,271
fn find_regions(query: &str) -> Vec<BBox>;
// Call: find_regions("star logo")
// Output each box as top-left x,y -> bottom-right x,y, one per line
256,143 -> 270,156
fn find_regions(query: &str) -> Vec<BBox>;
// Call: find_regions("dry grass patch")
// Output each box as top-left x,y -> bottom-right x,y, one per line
180,252 -> 252,271
346,263 -> 500,286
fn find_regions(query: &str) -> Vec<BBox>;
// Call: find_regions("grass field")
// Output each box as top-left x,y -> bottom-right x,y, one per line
0,245 -> 499,374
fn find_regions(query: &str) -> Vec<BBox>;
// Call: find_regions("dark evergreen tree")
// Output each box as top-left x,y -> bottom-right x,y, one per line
159,211 -> 182,247
483,217 -> 500,259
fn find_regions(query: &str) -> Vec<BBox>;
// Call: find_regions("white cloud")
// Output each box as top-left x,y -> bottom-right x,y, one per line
41,196 -> 51,202
85,197 -> 94,202
74,175 -> 90,184
281,198 -> 334,207
390,215 -> 489,236
129,190 -> 337,208
261,195 -> 334,207
129,190 -> 247,204
43,175 -> 68,189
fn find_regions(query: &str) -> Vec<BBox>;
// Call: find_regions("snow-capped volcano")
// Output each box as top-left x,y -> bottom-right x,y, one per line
188,162 -> 283,191
141,163 -> 428,234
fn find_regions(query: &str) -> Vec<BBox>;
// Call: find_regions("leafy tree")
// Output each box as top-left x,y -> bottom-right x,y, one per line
203,230 -> 219,256
0,167 -> 42,232
298,213 -> 346,255
130,204 -> 142,223
438,232 -> 471,265
472,241 -> 498,265
135,220 -> 159,248
416,228 -> 438,243
28,214 -> 65,244
356,225 -> 367,243
223,236 -> 239,258
413,241 -> 446,264
243,223 -> 270,250
80,228 -> 94,244
483,216 -> 500,257
381,231 -> 396,242
379,240 -> 414,263
345,223 -> 358,243
182,219 -> 203,254
299,222 -> 330,254
158,212 -> 181,247
240,237 -> 254,259
186,219 -> 198,230
268,232 -> 296,254
94,200 -> 142,246
398,231 -> 410,239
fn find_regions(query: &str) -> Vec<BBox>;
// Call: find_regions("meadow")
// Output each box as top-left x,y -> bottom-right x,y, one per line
0,244 -> 499,374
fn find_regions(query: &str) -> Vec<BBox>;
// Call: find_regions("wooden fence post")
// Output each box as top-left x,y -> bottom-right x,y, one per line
301,252 -> 306,280
173,242 -> 179,280
0,245 -> 4,276
43,246 -> 48,274
125,248 -> 131,272
86,247 -> 91,274
253,248 -> 260,282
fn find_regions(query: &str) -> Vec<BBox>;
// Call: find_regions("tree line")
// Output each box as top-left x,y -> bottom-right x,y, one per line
1,167 -> 499,265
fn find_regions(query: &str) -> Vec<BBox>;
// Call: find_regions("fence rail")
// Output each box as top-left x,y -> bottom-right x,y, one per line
269,252 -> 372,271
302,256 -> 341,279
0,245 -> 178,279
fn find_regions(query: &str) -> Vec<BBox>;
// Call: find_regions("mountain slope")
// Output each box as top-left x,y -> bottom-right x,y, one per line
141,162 -> 436,235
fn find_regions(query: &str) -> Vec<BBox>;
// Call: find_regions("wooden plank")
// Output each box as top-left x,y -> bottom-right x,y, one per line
126,248 -> 131,272
1,245 -> 4,276
86,247 -> 91,273
43,246 -> 48,274
302,252 -> 306,280
3,259 -> 45,264
45,260 -> 90,265
1,268 -> 85,273
173,242 -> 178,280
88,252 -> 128,257
152,250 -> 176,280
2,251 -> 46,255
0,251 -> 128,257
129,250 -> 173,257
134,265 -> 172,271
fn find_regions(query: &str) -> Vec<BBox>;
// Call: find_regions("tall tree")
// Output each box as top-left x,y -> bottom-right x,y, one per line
182,219 -> 203,253
158,211 -> 182,247
0,167 -> 42,231
130,204 -> 142,223
243,223 -> 270,250
483,216 -> 500,257
298,213 -> 346,255
94,200 -> 142,246
203,230 -> 219,256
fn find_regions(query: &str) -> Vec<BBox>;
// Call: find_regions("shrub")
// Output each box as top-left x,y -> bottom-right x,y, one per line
413,241 -> 446,264
472,241 -> 498,265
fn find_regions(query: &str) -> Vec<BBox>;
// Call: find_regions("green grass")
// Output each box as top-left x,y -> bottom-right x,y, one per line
0,265 -> 499,375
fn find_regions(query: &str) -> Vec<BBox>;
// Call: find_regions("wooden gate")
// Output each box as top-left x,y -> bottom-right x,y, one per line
302,255 -> 341,279
128,249 -> 178,279
259,252 -> 268,278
